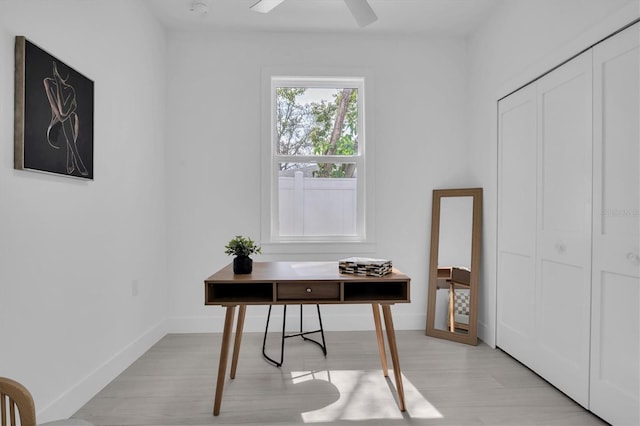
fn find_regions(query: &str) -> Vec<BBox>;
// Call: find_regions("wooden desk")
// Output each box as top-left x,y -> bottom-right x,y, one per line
204,261 -> 411,416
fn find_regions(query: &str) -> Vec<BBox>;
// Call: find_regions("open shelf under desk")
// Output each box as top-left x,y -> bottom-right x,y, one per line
343,281 -> 409,302
205,280 -> 410,305
206,282 -> 274,304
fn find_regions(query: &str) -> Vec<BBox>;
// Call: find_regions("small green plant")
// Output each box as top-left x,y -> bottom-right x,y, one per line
224,235 -> 262,257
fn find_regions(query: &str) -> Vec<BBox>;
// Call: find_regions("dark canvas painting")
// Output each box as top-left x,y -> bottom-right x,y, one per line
14,36 -> 94,179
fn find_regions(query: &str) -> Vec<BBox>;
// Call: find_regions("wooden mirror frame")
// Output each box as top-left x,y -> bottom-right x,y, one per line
425,188 -> 482,345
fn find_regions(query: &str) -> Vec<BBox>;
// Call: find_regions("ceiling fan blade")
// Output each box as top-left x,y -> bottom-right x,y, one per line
343,0 -> 378,27
250,0 -> 285,14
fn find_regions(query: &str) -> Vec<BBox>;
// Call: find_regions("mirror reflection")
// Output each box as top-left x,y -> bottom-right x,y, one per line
433,196 -> 473,333
426,188 -> 482,345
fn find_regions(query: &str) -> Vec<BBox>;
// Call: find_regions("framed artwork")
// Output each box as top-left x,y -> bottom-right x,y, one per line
14,36 -> 94,180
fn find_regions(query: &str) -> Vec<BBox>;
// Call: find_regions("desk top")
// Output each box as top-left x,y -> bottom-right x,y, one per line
205,261 -> 411,305
205,261 -> 410,283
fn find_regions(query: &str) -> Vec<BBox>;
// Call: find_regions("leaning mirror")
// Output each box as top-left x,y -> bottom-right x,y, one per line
426,188 -> 482,345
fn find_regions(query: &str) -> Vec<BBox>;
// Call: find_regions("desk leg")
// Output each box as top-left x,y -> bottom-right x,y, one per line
230,305 -> 246,379
381,304 -> 406,412
371,304 -> 389,377
213,305 -> 236,416
449,283 -> 455,332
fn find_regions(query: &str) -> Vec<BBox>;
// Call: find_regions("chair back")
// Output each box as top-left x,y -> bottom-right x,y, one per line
0,377 -> 36,426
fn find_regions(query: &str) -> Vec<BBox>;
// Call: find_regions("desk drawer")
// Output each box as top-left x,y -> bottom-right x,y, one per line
277,282 -> 340,300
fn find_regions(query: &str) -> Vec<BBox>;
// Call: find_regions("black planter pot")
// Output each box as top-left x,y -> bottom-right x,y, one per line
233,256 -> 253,274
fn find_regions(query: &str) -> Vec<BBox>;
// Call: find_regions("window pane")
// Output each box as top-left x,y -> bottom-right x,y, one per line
278,162 -> 357,236
276,87 -> 358,157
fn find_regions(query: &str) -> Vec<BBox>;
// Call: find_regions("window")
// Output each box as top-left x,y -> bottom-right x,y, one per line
262,75 -> 372,250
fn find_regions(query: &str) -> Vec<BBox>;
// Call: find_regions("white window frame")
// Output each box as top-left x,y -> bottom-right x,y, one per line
260,68 -> 375,254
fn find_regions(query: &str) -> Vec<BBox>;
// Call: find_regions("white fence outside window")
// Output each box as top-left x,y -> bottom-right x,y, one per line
279,171 -> 357,236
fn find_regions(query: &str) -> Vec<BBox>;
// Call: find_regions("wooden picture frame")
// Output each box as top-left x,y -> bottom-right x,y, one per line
14,36 -> 94,180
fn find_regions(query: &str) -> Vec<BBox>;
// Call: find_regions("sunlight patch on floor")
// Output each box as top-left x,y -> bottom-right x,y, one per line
291,370 -> 443,422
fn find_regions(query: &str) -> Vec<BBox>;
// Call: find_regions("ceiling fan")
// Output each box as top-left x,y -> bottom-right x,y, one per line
250,0 -> 378,28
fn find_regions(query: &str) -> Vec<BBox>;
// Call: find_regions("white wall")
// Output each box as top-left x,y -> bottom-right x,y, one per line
0,0 -> 168,421
467,0 -> 639,346
164,31 -> 472,333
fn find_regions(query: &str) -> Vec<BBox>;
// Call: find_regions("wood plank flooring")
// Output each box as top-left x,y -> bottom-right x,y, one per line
72,331 -> 607,425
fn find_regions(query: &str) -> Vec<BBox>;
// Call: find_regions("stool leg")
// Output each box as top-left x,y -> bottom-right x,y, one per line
299,304 -> 304,334
300,304 -> 328,357
262,305 -> 272,359
316,304 -> 327,356
262,305 -> 271,360
279,305 -> 287,366
262,305 -> 285,367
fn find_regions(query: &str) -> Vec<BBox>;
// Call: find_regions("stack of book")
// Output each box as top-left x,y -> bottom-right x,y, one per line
338,257 -> 392,277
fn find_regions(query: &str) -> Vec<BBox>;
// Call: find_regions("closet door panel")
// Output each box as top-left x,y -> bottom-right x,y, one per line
497,252 -> 535,365
496,85 -> 536,367
590,22 -> 639,425
538,260 -> 590,389
539,64 -> 592,238
498,86 -> 537,254
536,50 -> 592,408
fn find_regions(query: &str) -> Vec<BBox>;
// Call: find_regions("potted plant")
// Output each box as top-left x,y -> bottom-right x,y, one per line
224,235 -> 261,274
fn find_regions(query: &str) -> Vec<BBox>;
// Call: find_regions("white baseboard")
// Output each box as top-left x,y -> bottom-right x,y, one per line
37,322 -> 167,423
477,319 -> 495,348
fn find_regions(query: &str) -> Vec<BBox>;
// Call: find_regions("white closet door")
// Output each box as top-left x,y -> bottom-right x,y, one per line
496,84 -> 537,368
535,50 -> 592,407
590,22 -> 640,426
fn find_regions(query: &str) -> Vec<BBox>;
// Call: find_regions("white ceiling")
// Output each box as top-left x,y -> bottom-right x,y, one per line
140,0 -> 502,36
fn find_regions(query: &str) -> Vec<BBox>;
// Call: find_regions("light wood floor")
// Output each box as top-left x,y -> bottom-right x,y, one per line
73,331 -> 607,426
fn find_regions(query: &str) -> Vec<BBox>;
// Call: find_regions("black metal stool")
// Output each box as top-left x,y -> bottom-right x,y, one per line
262,304 -> 327,367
